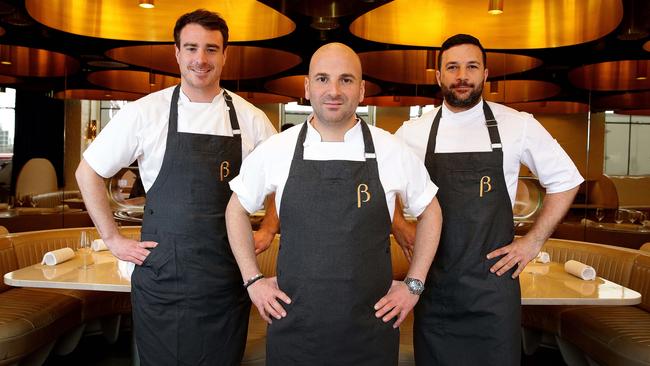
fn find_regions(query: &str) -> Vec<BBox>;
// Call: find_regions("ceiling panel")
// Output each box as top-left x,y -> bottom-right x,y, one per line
506,101 -> 589,114
482,80 -> 560,103
106,45 -> 301,80
569,60 -> 650,91
88,70 -> 179,94
362,96 -> 439,107
265,75 -> 381,98
0,44 -> 78,77
26,0 -> 295,42
53,88 -> 144,101
350,0 -> 623,48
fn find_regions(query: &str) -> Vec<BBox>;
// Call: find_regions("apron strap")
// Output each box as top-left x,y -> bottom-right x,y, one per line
167,84 -> 181,143
426,101 -> 503,154
223,90 -> 241,136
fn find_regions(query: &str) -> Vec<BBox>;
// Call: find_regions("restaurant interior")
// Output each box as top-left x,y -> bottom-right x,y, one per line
0,0 -> 649,365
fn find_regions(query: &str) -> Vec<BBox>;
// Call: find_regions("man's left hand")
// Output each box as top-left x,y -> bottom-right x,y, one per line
253,229 -> 275,255
373,280 -> 419,328
486,236 -> 541,278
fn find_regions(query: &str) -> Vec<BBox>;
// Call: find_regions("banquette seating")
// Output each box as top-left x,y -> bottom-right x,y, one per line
522,238 -> 650,366
0,227 -> 139,366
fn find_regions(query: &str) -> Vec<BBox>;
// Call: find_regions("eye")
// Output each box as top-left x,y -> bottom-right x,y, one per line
316,76 -> 328,83
341,78 -> 353,84
446,65 -> 458,71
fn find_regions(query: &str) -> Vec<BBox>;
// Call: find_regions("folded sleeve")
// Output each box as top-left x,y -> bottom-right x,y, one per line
398,141 -> 438,218
229,142 -> 275,214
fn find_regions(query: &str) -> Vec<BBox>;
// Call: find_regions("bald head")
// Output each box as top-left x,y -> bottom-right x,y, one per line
309,42 -> 362,79
305,42 -> 365,134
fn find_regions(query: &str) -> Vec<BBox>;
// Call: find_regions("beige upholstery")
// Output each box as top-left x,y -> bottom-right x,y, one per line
0,227 -> 140,365
0,226 -> 7,235
586,175 -> 619,209
31,190 -> 82,208
522,239 -> 650,366
641,243 -> 650,253
15,158 -> 58,199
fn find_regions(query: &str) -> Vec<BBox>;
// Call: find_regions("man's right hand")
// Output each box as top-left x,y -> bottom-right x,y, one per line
106,236 -> 157,265
247,276 -> 291,324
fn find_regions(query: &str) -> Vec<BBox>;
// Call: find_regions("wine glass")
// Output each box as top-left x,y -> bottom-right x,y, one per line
28,193 -> 38,208
628,210 -> 639,225
614,209 -> 625,224
78,231 -> 94,269
595,208 -> 605,223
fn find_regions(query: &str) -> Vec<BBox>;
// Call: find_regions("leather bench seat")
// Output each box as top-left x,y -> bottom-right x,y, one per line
0,288 -> 81,365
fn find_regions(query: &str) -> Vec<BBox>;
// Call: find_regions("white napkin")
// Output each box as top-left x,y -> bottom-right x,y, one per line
41,248 -> 75,266
91,239 -> 108,252
118,260 -> 134,279
564,260 -> 596,280
535,251 -> 550,263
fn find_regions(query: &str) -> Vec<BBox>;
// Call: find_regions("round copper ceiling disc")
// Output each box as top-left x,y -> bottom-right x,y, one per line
88,70 -> 180,94
265,75 -> 381,98
644,40 -> 650,52
569,60 -> 650,91
106,45 -> 302,80
359,50 -> 541,85
26,0 -> 295,42
482,80 -> 560,103
235,91 -> 295,104
595,91 -> 650,110
506,101 -> 589,114
350,0 -> 622,48
362,96 -> 439,107
614,109 -> 650,116
53,89 -> 145,101
0,45 -> 79,77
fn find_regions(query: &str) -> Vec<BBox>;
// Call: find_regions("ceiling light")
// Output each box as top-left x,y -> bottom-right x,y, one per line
636,60 -> 647,80
489,81 -> 499,94
0,45 -> 11,65
138,0 -> 154,9
488,0 -> 503,15
425,50 -> 435,71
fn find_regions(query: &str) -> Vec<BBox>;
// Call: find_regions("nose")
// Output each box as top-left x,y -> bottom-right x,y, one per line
196,49 -> 208,64
327,80 -> 341,96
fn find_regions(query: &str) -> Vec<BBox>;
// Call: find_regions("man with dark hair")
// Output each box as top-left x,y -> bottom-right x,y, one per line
393,33 -> 583,365
76,9 -> 277,366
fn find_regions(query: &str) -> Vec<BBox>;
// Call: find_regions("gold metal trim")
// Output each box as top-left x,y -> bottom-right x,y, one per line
0,45 -> 78,77
26,0 -> 295,42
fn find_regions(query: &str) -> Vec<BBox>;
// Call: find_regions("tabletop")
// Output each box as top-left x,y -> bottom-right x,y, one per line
4,252 -> 643,305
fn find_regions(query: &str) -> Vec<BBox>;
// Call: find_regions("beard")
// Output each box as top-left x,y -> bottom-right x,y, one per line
440,80 -> 483,109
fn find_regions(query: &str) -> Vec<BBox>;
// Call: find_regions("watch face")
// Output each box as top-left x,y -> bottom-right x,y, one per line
405,277 -> 424,295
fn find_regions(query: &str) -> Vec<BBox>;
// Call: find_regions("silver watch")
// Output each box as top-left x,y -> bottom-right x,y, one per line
404,277 -> 424,295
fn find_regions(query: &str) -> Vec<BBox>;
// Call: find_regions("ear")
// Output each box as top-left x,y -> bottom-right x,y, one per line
175,45 -> 180,65
483,67 -> 488,84
304,76 -> 310,100
222,47 -> 227,66
359,80 -> 365,103
435,69 -> 441,85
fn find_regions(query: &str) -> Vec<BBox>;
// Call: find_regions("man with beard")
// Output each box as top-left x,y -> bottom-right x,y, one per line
392,34 -> 583,365
76,9 -> 278,365
226,42 -> 443,365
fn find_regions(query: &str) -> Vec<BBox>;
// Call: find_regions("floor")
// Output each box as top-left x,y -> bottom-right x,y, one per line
43,332 -> 568,366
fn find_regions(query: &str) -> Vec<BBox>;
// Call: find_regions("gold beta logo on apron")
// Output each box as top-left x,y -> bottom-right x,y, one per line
220,161 -> 230,181
479,175 -> 492,197
357,183 -> 371,208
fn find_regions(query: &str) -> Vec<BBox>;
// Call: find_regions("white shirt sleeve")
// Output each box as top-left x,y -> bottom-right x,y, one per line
521,116 -> 584,193
229,136 -> 279,214
396,140 -> 438,217
83,102 -> 143,178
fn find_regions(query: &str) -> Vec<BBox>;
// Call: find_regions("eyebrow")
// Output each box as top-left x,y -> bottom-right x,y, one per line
182,42 -> 221,49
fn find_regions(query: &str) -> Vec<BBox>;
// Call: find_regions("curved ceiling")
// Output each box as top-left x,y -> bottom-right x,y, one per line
25,0 -> 295,42
350,0 -> 623,48
53,89 -> 144,101
235,92 -> 295,104
265,75 -> 381,98
106,45 -> 301,80
569,60 -> 650,91
362,96 -> 440,107
359,50 -> 541,85
482,80 -> 560,103
0,45 -> 78,77
506,101 -> 589,114
88,70 -> 180,94
595,91 -> 650,110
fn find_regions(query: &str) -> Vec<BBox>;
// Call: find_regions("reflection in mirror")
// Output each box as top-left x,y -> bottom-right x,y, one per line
108,166 -> 145,223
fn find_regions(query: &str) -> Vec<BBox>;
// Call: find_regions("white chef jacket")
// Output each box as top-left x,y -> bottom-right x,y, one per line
229,118 -> 438,221
395,100 -> 584,206
84,86 -> 277,191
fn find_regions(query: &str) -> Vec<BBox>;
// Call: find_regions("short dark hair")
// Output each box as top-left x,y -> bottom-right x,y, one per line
438,34 -> 486,70
173,9 -> 229,49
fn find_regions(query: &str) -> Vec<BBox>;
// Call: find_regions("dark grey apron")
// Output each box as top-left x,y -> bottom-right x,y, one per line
414,102 -> 521,366
132,85 -> 251,366
267,120 -> 398,366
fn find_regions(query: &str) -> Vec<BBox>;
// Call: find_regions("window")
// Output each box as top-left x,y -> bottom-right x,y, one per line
604,113 -> 650,175
0,88 -> 16,158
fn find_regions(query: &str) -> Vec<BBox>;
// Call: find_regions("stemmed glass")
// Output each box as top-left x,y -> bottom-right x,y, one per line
28,193 -> 38,208
595,208 -> 605,224
614,209 -> 625,224
78,231 -> 94,269
628,210 -> 639,225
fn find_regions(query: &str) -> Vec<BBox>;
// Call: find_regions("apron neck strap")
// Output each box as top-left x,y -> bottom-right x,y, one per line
426,101 -> 502,154
293,117 -> 376,160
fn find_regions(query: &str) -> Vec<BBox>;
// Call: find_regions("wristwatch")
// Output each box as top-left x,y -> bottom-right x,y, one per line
404,277 -> 424,295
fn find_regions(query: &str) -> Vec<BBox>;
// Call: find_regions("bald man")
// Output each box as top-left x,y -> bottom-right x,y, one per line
226,42 -> 442,365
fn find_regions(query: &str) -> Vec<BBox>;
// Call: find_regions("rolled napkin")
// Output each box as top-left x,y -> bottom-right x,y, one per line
564,260 -> 596,281
118,260 -> 134,279
41,247 -> 75,266
92,238 -> 108,252
535,251 -> 550,264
